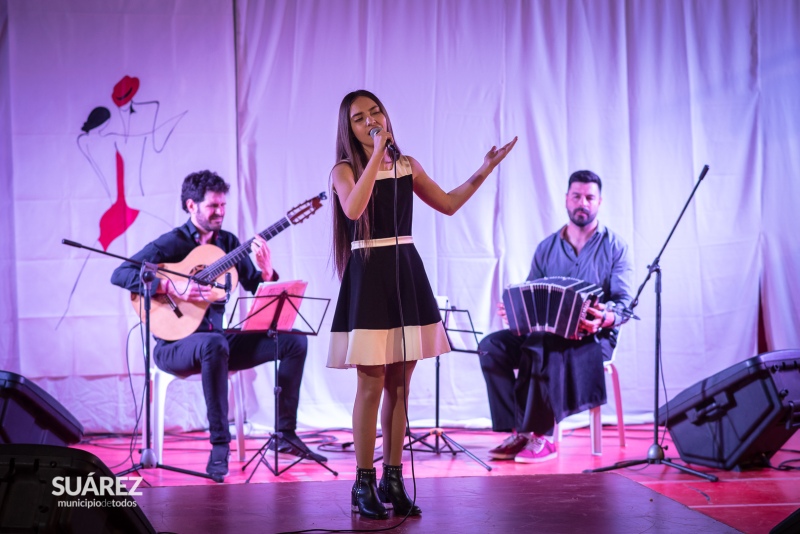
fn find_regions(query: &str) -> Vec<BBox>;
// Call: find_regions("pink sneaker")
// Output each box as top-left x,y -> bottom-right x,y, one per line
487,433 -> 529,460
514,436 -> 557,463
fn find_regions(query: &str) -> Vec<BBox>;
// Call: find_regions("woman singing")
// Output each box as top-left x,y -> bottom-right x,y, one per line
328,90 -> 516,519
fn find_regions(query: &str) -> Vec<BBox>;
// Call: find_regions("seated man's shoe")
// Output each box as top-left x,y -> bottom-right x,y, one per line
514,436 -> 557,463
269,430 -> 328,463
206,444 -> 230,481
487,432 -> 529,460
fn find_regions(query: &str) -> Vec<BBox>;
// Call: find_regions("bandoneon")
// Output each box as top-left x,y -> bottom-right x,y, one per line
502,277 -> 604,339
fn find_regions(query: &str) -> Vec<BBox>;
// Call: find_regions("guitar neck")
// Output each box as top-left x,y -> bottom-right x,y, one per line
254,217 -> 292,244
199,217 -> 291,281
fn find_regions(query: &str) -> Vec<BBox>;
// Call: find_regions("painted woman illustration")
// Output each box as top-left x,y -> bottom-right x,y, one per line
64,75 -> 187,326
76,75 -> 187,250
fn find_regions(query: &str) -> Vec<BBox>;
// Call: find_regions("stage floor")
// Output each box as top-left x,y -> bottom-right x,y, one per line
77,424 -> 800,533
135,473 -> 738,533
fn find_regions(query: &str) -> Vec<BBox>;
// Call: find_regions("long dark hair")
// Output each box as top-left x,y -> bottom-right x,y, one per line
331,90 -> 400,280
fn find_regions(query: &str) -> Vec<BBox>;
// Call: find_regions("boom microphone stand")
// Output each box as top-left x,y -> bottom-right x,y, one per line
62,239 -> 222,482
585,165 -> 718,482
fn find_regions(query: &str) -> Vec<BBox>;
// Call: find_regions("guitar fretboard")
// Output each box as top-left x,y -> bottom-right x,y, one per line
198,217 -> 291,282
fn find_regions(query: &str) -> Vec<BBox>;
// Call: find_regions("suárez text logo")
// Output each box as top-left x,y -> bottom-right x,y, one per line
51,472 -> 143,497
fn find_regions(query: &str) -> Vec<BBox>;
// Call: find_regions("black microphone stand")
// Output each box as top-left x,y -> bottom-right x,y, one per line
584,165 -> 717,482
62,239 -> 225,482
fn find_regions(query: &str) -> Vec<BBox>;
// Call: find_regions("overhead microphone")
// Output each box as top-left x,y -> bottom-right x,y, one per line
369,126 -> 399,158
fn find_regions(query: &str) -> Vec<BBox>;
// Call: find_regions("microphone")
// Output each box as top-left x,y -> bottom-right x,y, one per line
369,126 -> 399,158
616,306 -> 640,321
698,164 -> 710,181
224,272 -> 232,294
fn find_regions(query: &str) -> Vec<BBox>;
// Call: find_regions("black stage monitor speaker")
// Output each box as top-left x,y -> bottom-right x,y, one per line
771,506 -> 800,534
0,371 -> 84,445
657,349 -> 800,470
0,444 -> 155,533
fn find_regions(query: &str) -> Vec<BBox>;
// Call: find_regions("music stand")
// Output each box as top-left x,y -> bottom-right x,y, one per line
376,300 -> 492,471
229,284 -> 336,480
61,239 -> 220,482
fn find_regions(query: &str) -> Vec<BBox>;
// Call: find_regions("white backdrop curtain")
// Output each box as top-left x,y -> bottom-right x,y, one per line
1,0 -> 797,435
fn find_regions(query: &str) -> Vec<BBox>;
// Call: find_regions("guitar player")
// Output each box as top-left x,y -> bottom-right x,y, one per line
110,170 -> 326,480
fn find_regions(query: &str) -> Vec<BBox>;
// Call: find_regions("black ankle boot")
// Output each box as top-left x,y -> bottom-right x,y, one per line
351,467 -> 389,519
378,463 -> 421,516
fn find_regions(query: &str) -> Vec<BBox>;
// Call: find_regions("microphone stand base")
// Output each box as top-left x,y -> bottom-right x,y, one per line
583,442 -> 718,482
140,448 -> 158,469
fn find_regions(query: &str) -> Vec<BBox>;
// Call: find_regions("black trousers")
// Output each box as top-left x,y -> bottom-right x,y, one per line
154,330 -> 308,445
478,329 -> 613,436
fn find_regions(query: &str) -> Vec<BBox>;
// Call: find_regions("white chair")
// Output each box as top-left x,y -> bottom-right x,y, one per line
554,344 -> 626,455
150,365 -> 247,463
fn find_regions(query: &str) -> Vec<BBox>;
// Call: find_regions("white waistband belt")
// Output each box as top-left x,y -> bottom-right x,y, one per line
351,236 -> 413,250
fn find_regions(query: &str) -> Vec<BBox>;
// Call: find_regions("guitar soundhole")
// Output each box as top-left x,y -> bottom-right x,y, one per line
189,265 -> 207,276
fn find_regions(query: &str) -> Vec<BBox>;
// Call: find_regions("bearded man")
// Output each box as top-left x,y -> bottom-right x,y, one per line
478,170 -> 634,463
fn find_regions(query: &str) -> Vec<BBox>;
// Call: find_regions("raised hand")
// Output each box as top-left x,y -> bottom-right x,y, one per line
371,128 -> 395,159
483,136 -> 518,173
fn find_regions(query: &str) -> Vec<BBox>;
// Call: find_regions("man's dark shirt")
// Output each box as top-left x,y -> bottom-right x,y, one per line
110,219 -> 277,333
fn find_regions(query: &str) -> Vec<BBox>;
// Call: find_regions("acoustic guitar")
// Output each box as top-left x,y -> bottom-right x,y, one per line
131,192 -> 326,340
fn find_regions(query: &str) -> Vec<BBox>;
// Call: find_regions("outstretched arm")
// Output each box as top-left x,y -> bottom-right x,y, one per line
412,137 -> 517,216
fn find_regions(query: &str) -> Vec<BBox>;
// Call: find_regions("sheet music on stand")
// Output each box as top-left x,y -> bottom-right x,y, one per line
436,296 -> 484,355
224,280 -> 334,478
227,280 -> 309,333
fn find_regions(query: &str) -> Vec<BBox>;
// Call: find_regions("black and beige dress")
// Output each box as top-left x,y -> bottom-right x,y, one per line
327,156 -> 451,368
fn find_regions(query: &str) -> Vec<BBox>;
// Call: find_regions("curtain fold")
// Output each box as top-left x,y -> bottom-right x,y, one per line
759,0 -> 800,351
0,0 -> 18,373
